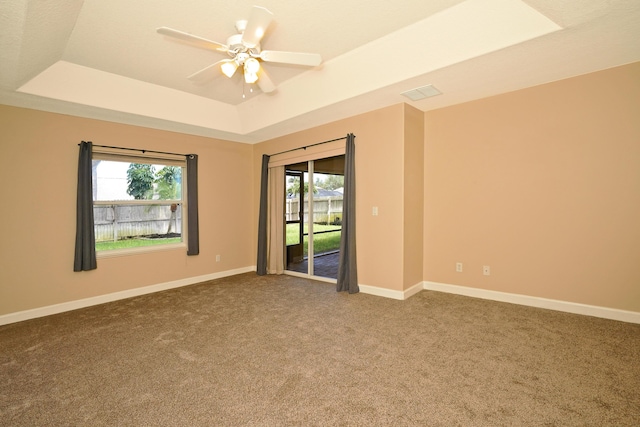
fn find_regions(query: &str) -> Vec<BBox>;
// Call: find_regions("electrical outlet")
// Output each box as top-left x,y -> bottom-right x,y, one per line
483,265 -> 490,276
456,262 -> 463,272
216,255 -> 221,262
372,206 -> 379,216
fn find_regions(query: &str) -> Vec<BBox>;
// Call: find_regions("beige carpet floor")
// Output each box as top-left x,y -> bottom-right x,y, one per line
1,273 -> 639,426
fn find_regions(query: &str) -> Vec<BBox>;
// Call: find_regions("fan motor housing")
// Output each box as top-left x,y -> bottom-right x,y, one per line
226,33 -> 260,55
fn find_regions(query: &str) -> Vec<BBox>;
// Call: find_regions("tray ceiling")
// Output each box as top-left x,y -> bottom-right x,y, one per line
1,0 -> 639,143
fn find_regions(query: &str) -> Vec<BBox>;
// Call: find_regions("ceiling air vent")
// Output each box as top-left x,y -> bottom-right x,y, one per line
401,84 -> 441,101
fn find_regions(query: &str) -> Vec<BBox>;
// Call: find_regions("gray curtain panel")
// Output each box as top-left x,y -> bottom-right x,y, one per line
74,141 -> 97,272
186,154 -> 199,256
256,154 -> 270,275
337,133 -> 359,293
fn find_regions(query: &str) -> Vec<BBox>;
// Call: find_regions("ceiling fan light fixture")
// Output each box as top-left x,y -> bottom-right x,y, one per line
244,71 -> 258,84
244,58 -> 260,74
221,61 -> 238,78
243,58 -> 260,83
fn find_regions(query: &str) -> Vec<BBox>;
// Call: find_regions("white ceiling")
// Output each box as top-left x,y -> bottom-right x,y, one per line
1,0 -> 639,143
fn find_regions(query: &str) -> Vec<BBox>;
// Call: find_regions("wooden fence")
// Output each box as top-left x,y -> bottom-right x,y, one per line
94,204 -> 182,242
286,196 -> 343,225
94,196 -> 342,242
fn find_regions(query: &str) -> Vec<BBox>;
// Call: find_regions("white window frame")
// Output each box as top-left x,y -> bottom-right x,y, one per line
92,149 -> 188,258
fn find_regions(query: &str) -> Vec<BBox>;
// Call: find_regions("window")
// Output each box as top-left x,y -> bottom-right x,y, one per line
92,151 -> 187,255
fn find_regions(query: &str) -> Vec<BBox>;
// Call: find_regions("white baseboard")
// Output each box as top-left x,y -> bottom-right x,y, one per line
5,272 -> 637,326
359,281 -> 424,301
404,281 -> 425,299
0,266 -> 256,326
423,281 -> 640,324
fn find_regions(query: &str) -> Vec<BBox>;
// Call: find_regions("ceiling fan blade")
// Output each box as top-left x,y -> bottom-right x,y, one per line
242,6 -> 273,48
259,50 -> 322,67
157,27 -> 228,52
187,59 -> 229,83
257,67 -> 276,93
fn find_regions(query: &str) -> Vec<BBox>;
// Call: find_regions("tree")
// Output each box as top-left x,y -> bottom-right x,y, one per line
155,166 -> 182,234
126,163 -> 155,200
287,176 -> 316,197
156,166 -> 181,200
316,174 -> 344,191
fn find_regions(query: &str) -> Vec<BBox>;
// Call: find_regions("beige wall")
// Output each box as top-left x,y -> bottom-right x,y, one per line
2,61 -> 638,318
0,106 -> 254,316
403,104 -> 425,289
424,62 -> 640,312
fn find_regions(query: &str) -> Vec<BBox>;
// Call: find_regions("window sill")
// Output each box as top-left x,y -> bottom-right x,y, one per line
96,243 -> 186,259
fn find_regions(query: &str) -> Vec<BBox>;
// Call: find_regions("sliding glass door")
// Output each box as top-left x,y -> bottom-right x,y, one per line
285,170 -> 304,265
285,155 -> 344,280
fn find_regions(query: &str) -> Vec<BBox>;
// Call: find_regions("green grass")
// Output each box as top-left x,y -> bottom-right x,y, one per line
96,237 -> 182,251
286,223 -> 341,256
307,231 -> 341,255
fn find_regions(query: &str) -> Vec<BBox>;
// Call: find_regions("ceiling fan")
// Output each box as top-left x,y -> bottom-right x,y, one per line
157,6 -> 322,94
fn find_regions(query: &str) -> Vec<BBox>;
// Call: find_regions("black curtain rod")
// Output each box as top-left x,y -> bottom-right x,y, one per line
268,135 -> 349,157
79,141 -> 192,158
